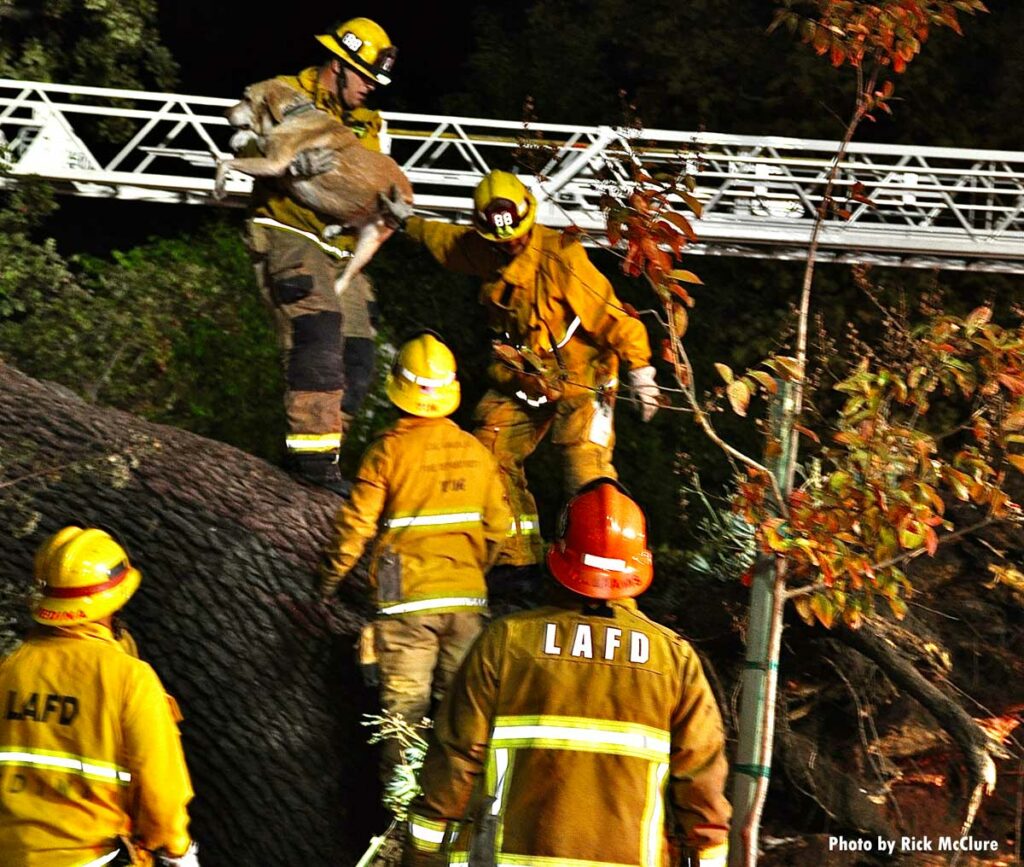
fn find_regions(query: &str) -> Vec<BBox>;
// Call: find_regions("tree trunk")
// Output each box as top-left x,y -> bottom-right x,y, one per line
0,363 -> 381,865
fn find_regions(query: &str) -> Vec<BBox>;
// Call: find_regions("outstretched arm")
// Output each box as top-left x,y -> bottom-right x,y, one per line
320,445 -> 390,597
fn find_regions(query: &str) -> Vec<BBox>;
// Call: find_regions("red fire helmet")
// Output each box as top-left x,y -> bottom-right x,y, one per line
547,479 -> 654,600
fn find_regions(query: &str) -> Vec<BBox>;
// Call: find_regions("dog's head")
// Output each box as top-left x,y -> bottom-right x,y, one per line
225,79 -> 315,136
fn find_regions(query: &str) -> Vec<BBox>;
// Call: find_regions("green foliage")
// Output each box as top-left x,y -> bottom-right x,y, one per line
736,303 -> 1024,627
0,206 -> 283,460
0,0 -> 177,92
0,180 -> 76,319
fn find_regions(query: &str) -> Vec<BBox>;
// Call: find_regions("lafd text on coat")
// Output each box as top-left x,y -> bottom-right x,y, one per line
5,690 -> 79,725
542,622 -> 650,664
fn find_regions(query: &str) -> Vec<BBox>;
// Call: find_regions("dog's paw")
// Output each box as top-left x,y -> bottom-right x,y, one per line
213,163 -> 230,200
228,128 -> 260,154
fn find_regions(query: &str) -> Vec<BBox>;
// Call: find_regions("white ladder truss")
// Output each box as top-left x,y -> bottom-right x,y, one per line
1,78 -> 1022,273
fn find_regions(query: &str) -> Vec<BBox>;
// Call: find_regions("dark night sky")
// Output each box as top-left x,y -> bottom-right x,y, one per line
157,3 -> 481,112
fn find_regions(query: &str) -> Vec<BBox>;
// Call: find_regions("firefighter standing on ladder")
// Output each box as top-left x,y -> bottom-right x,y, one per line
241,17 -> 398,494
320,332 -> 511,781
381,171 -> 662,594
403,480 -> 731,867
0,527 -> 198,867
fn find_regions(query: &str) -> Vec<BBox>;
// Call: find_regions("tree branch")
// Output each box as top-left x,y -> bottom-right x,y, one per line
836,621 -> 1000,850
785,515 -> 1006,601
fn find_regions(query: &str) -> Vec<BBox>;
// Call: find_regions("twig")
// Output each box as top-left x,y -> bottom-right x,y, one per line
84,341 -> 127,404
838,621 -> 999,862
786,515 -> 1005,601
0,461 -> 87,490
825,655 -> 905,826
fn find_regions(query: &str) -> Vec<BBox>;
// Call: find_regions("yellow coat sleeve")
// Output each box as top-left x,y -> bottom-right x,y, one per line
122,662 -> 194,857
479,451 -> 512,569
320,440 -> 390,596
558,240 -> 651,370
668,647 -> 732,859
406,216 -> 505,277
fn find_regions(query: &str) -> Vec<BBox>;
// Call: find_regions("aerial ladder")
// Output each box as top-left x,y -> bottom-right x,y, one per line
1,78 -> 1022,273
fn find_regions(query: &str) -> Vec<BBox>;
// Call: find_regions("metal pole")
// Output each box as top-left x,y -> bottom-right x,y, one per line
729,381 -> 794,866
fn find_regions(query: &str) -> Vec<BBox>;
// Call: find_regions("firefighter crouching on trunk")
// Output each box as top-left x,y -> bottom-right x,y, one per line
320,332 -> 512,779
403,480 -> 731,867
0,527 -> 198,867
241,17 -> 397,495
380,171 -> 663,588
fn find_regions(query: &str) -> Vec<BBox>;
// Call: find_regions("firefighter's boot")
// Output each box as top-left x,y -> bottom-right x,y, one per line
291,452 -> 352,497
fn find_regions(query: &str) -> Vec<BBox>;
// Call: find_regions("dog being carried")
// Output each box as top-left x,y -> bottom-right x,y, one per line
215,77 -> 413,301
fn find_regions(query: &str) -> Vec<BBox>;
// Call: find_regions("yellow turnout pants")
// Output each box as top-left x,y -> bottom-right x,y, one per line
472,389 -> 617,566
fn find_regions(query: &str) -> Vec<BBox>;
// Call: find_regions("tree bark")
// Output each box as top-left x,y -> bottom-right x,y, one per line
0,363 -> 380,866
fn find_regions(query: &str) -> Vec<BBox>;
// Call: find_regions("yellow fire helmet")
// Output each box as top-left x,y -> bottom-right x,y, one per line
386,332 -> 461,418
473,170 -> 537,242
316,17 -> 397,86
31,526 -> 142,626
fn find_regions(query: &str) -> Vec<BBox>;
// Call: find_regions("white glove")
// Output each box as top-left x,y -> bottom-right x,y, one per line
157,842 -> 200,867
628,365 -> 660,422
378,184 -> 415,229
228,129 -> 259,153
288,147 -> 336,177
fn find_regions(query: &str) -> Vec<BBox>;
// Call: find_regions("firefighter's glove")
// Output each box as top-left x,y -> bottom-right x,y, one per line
379,184 -> 414,229
156,842 -> 200,867
288,146 -> 336,177
628,365 -> 661,422
228,129 -> 259,153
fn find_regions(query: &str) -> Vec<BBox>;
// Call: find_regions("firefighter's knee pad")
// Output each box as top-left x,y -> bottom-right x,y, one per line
341,336 -> 377,416
288,312 -> 344,391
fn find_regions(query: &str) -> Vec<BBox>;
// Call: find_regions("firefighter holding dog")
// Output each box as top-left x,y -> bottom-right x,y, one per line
381,171 -> 662,586
242,17 -> 398,494
320,332 -> 511,780
0,527 -> 198,867
403,480 -> 731,867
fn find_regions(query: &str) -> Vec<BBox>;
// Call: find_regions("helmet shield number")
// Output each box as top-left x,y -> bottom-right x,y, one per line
340,31 -> 364,53
477,197 -> 524,240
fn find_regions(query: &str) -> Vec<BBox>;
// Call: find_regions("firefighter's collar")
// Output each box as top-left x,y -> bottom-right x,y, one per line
497,225 -> 549,285
44,620 -> 120,646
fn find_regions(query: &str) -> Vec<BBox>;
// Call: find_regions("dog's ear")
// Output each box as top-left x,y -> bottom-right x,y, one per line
261,86 -> 287,126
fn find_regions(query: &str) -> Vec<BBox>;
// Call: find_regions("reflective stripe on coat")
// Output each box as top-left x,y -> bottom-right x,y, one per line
321,416 -> 512,612
406,597 -> 731,866
0,622 -> 194,866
